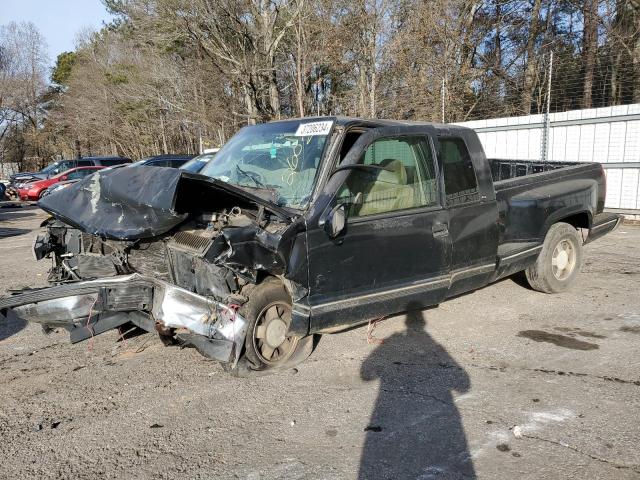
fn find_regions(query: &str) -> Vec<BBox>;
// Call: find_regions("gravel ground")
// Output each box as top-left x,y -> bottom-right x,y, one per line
0,205 -> 639,479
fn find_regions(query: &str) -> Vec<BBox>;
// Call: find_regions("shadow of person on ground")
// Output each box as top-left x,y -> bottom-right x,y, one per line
359,306 -> 475,479
0,228 -> 31,238
0,210 -> 37,221
0,311 -> 27,341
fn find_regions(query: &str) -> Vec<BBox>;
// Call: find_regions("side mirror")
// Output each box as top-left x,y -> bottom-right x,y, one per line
324,204 -> 346,239
60,175 -> 68,181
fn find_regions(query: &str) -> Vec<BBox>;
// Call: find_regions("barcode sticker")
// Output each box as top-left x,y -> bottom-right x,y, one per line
294,121 -> 333,137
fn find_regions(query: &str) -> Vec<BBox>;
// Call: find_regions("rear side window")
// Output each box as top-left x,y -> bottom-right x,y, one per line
439,137 -> 479,205
148,160 -> 168,167
59,161 -> 76,171
77,160 -> 93,167
66,169 -> 85,180
77,169 -> 96,179
100,159 -> 129,166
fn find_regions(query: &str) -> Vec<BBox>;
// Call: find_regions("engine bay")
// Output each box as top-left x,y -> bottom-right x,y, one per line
35,205 -> 289,305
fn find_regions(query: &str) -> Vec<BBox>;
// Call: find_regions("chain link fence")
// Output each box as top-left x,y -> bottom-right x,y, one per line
456,52 -> 640,214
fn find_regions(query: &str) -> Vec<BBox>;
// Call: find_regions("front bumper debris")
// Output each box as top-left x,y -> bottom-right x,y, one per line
0,273 -> 248,365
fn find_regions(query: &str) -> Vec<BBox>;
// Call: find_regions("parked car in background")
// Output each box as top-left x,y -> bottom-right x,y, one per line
41,154 -> 209,199
8,156 -> 131,198
17,166 -> 104,201
130,154 -> 195,169
80,156 -> 132,167
9,161 -> 73,186
179,151 -> 218,173
40,179 -> 80,198
0,182 -> 6,201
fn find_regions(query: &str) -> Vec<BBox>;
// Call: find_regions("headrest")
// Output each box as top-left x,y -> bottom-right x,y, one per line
378,159 -> 407,185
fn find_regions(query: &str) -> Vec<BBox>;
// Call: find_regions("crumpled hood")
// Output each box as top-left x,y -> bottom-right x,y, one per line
38,166 -> 292,240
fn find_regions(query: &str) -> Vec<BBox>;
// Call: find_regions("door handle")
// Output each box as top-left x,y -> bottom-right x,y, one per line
432,223 -> 449,237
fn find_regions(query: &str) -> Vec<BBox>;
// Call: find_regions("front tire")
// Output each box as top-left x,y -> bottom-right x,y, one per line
232,279 -> 316,376
525,222 -> 583,293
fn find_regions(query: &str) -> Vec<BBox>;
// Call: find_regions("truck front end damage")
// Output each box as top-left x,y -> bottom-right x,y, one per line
0,165 -> 307,367
0,274 -> 248,364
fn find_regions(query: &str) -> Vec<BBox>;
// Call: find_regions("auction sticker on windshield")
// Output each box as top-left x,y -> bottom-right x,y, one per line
295,121 -> 333,137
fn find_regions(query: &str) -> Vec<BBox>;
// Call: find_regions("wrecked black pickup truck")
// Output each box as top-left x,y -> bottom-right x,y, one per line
0,118 -> 622,375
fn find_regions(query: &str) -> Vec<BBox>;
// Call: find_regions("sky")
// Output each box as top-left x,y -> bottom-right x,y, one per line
0,0 -> 114,65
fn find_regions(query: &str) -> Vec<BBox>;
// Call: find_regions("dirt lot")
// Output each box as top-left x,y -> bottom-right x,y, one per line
0,205 -> 639,480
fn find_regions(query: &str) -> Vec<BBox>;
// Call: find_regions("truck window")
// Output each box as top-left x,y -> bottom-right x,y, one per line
336,136 -> 437,217
58,161 -> 76,172
80,169 -> 97,179
339,130 -> 364,161
100,159 -> 129,166
439,137 -> 479,205
65,170 -> 83,180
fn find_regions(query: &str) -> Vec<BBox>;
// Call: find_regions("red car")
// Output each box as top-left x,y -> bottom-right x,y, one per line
18,166 -> 104,201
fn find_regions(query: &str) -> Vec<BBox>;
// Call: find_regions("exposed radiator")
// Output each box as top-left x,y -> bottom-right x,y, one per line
168,230 -> 216,256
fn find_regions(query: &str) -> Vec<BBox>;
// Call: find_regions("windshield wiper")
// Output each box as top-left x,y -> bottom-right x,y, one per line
236,165 -> 266,189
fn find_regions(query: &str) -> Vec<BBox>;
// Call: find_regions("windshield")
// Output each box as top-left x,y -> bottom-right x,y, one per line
40,162 -> 61,174
180,153 -> 216,173
199,120 -> 332,209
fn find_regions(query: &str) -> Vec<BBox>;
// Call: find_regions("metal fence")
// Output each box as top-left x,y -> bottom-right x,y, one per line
457,103 -> 640,214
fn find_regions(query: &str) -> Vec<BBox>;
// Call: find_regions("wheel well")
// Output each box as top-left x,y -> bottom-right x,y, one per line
558,212 -> 591,230
255,271 -> 282,287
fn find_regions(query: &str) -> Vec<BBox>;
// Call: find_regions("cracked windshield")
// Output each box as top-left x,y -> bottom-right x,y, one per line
199,120 -> 332,209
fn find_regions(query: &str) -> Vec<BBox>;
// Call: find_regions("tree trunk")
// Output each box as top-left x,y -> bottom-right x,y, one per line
521,0 -> 543,115
582,0 -> 598,108
269,68 -> 281,119
611,48 -> 622,104
358,66 -> 368,117
244,86 -> 258,125
634,9 -> 640,103
159,113 -> 168,154
295,15 -> 305,118
368,50 -> 376,118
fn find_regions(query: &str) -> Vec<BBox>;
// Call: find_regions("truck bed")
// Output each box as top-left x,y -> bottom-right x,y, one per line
488,158 -> 610,281
490,159 -> 583,183
490,158 -> 606,247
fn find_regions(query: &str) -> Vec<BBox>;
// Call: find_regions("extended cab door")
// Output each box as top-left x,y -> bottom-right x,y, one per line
435,129 -> 499,297
305,126 -> 452,333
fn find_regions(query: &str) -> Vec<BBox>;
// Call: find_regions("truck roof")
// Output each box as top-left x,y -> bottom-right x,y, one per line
269,116 -> 474,134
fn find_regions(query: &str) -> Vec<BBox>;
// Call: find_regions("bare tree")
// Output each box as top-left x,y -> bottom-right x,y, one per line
2,0 -> 636,165
0,21 -> 49,167
582,0 -> 599,108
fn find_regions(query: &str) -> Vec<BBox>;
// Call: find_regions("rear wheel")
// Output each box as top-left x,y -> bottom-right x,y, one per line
231,280 -> 316,376
525,222 -> 583,293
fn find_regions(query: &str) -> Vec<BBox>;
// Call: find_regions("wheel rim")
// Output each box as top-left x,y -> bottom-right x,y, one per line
551,239 -> 576,281
252,302 -> 298,366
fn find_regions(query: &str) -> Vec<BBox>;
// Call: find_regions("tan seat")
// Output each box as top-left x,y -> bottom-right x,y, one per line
355,159 -> 415,216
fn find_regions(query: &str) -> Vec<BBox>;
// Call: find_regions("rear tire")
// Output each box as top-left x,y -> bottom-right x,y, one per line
525,222 -> 583,293
228,279 -> 317,377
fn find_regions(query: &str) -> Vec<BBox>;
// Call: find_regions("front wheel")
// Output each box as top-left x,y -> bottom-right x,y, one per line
525,222 -> 584,293
231,279 -> 317,376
